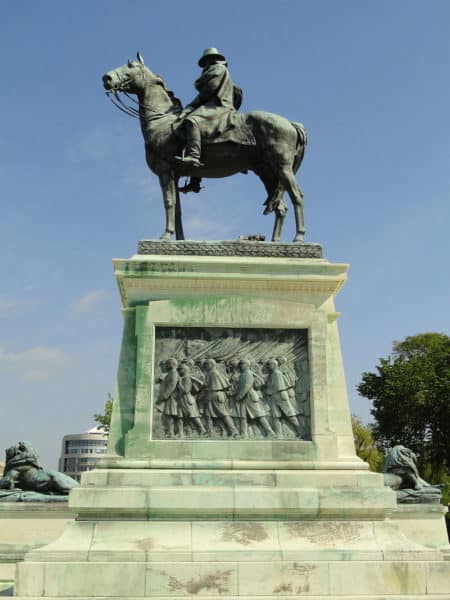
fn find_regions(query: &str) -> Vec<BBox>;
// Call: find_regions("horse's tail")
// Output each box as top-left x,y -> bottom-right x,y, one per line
292,121 -> 307,174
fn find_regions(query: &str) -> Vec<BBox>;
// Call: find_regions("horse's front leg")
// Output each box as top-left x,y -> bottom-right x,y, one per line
174,183 -> 185,240
271,210 -> 285,242
158,172 -> 177,240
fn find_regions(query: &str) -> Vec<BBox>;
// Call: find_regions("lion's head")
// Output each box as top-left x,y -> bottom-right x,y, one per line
4,441 -> 39,472
384,445 -> 418,474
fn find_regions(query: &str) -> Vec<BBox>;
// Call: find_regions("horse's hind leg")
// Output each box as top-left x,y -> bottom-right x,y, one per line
279,166 -> 305,242
256,170 -> 285,242
272,211 -> 285,242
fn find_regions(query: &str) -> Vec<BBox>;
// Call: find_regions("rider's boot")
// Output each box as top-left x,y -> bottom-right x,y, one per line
175,119 -> 203,167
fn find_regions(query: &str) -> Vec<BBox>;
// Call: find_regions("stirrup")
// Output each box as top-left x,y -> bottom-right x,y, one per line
174,155 -> 203,168
178,179 -> 203,194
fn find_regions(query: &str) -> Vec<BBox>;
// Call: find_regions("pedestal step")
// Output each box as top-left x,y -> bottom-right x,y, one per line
15,518 -> 450,597
11,596 -> 450,600
15,560 -> 450,597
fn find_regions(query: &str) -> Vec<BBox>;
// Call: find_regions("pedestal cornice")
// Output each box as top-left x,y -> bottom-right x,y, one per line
113,243 -> 348,308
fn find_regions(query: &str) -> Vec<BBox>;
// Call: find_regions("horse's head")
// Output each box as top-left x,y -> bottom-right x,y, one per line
102,52 -> 152,94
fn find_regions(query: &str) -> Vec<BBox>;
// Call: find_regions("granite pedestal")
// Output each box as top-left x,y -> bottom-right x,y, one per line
14,241 -> 450,598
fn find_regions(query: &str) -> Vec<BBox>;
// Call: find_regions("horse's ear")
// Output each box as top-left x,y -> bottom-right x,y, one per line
137,51 -> 145,65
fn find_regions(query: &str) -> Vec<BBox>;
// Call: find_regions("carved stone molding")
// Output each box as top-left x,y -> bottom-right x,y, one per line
138,239 -> 323,258
118,277 -> 341,307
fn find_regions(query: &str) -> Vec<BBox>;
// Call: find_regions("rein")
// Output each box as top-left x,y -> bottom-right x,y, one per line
106,66 -> 180,122
106,91 -> 140,119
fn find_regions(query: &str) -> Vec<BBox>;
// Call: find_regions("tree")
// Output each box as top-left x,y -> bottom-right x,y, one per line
358,333 -> 450,482
351,415 -> 383,471
93,393 -> 114,432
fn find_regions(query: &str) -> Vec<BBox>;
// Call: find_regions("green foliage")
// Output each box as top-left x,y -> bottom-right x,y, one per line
351,415 -> 383,472
93,392 -> 114,432
358,332 -> 450,486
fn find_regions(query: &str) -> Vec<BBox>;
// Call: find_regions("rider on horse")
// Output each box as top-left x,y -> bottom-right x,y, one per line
176,48 -> 245,193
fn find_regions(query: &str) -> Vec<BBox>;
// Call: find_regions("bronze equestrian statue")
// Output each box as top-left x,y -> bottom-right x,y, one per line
102,49 -> 307,242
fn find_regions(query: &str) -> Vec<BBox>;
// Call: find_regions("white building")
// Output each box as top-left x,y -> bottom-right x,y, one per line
59,426 -> 108,482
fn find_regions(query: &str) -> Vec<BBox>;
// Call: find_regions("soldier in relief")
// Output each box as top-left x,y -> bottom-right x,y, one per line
263,358 -> 303,439
156,358 -> 181,438
204,358 -> 239,437
233,359 -> 275,438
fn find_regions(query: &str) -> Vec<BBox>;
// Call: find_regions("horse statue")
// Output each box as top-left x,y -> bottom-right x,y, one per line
102,52 -> 307,242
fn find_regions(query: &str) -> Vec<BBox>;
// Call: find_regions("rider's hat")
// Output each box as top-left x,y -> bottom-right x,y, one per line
198,47 -> 226,67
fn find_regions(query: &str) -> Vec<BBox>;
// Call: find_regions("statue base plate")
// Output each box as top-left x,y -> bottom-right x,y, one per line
137,239 -> 323,259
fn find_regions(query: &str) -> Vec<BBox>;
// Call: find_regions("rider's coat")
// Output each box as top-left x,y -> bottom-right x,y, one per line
182,62 -> 255,146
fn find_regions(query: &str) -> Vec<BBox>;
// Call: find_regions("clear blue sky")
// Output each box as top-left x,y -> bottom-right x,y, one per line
1,1 -> 449,467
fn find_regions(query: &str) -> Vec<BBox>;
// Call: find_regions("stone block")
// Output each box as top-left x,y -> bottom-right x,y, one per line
0,562 -> 15,581
278,520 -> 380,560
233,488 -> 319,518
44,562 -> 146,596
238,561 -> 330,595
14,562 -> 45,596
426,561 -> 450,594
361,485 -> 397,509
26,521 -> 94,562
276,470 -> 359,488
91,521 -> 191,562
192,470 -> 275,487
145,441 -> 193,460
228,441 -> 274,461
326,407 -> 353,434
80,469 -> 108,486
382,562 -> 427,594
317,487 -> 363,516
192,521 -> 281,561
191,441 -> 232,460
107,468 -> 193,487
336,433 -> 360,458
149,487 -> 234,518
329,562 -> 385,595
372,520 -> 432,555
69,486 -> 149,517
313,435 -> 339,461
271,441 -> 314,461
146,562 -> 238,596
388,504 -> 450,549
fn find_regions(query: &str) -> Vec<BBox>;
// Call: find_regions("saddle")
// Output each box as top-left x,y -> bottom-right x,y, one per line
173,111 -> 256,147
209,112 -> 256,146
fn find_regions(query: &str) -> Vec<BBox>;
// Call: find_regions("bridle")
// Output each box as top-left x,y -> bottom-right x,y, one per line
105,63 -> 178,122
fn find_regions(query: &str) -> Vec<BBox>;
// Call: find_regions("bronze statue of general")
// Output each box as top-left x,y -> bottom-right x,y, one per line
175,48 -> 243,168
103,49 -> 307,242
176,48 -> 244,195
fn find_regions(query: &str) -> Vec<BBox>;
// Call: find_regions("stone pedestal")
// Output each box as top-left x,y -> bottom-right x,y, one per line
14,242 -> 450,598
0,503 -> 75,591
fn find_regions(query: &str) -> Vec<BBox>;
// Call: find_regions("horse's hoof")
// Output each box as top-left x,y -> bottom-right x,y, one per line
159,232 -> 172,241
293,234 -> 304,243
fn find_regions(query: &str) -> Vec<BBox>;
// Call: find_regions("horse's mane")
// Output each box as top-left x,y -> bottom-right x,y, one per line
152,75 -> 183,110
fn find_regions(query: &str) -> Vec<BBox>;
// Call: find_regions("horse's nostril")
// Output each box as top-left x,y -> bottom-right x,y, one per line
102,74 -> 113,90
